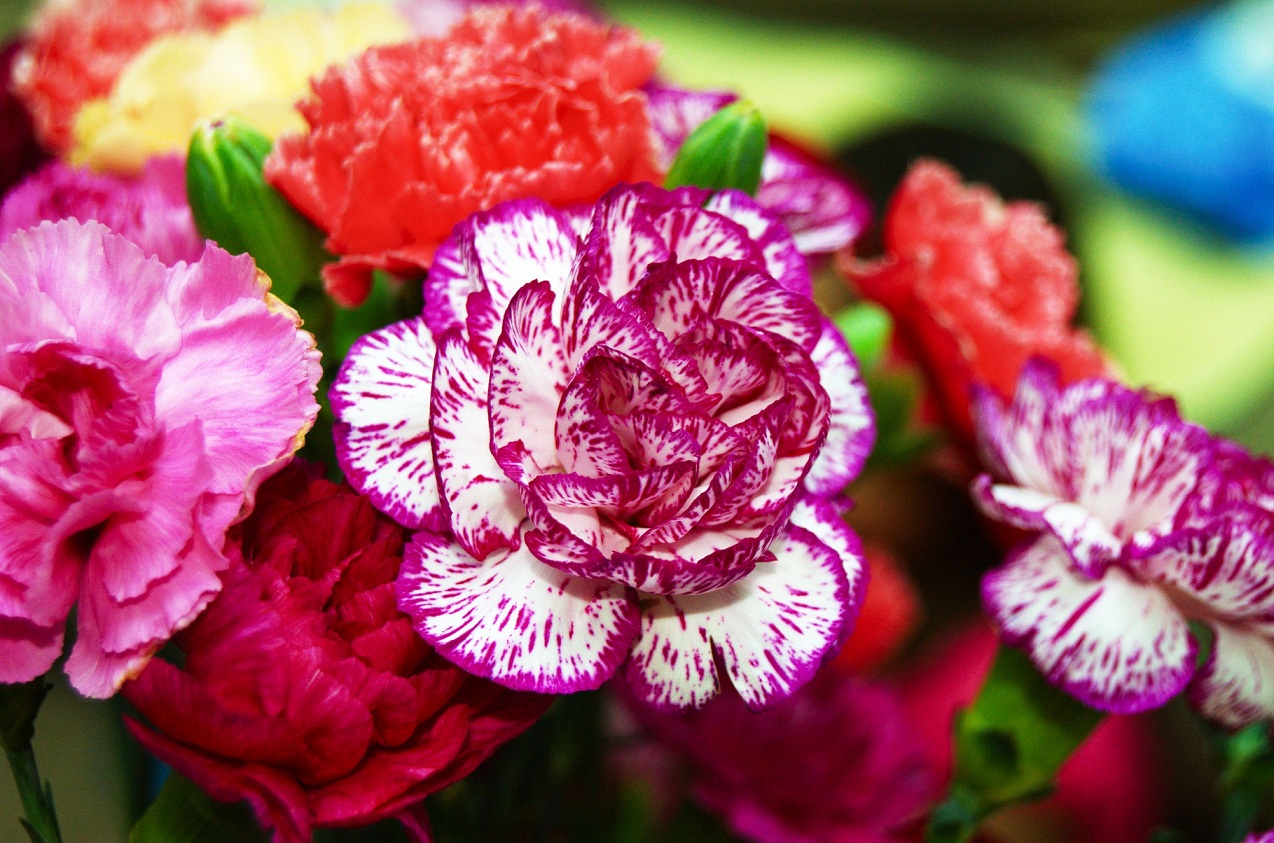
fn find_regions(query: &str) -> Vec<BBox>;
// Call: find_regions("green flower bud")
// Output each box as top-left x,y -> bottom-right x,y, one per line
186,115 -> 329,304
664,100 -> 768,196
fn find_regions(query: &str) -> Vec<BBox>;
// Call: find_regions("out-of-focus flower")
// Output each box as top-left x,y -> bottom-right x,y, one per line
645,84 -> 871,257
630,668 -> 935,843
1088,1 -> 1274,241
68,3 -> 410,175
395,0 -> 596,36
265,6 -> 662,306
11,0 -> 257,154
1245,833 -> 1274,843
0,157 -> 202,264
0,42 -> 48,199
0,219 -> 320,697
899,622 -> 1165,843
841,161 -> 1107,449
975,360 -> 1274,723
831,543 -> 921,674
335,182 -> 873,710
125,463 -> 549,843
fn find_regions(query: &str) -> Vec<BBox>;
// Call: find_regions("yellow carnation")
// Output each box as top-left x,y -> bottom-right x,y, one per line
70,3 -> 410,174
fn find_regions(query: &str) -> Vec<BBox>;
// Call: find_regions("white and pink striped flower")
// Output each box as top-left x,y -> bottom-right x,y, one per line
333,182 -> 873,710
975,360 -> 1274,724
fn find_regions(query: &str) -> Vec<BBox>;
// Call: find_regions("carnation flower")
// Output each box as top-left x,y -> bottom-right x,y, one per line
68,4 -> 411,174
628,669 -> 935,843
125,463 -> 549,843
644,84 -> 871,257
396,0 -> 596,36
0,41 -> 48,199
842,161 -> 1108,448
265,6 -> 662,306
0,157 -> 203,265
0,219 -> 320,697
11,0 -> 257,153
975,360 -> 1274,722
334,183 -> 874,710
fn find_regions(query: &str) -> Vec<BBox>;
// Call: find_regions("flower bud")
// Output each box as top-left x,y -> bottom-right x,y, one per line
664,100 -> 767,196
186,115 -> 329,303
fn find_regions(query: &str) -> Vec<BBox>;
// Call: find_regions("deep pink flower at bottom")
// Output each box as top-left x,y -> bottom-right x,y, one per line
0,157 -> 203,264
0,219 -> 320,697
125,464 -> 550,843
628,667 -> 935,843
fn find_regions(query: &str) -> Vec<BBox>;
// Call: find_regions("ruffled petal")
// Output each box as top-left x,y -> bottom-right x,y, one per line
703,189 -> 810,298
331,318 -> 446,532
1188,620 -> 1274,728
397,532 -> 639,694
982,536 -> 1195,714
803,321 -> 874,495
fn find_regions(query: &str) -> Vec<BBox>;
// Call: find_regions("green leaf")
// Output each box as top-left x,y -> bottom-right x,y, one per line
833,302 -> 892,373
926,646 -> 1103,843
186,115 -> 331,304
130,773 -> 268,843
665,101 -> 767,195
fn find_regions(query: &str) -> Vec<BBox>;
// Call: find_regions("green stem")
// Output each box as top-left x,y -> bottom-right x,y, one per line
5,742 -> 61,843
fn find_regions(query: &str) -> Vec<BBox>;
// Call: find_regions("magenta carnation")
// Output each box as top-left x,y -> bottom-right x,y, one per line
0,157 -> 203,265
333,182 -> 873,711
0,219 -> 320,697
975,360 -> 1274,722
629,669 -> 935,843
125,464 -> 549,843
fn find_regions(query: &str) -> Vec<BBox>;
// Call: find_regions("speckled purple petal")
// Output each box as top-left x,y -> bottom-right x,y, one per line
703,190 -> 810,298
488,282 -> 568,471
643,83 -> 736,169
623,506 -> 852,712
560,276 -> 662,371
1187,620 -> 1274,728
397,531 -> 639,694
576,185 -> 672,300
430,332 -> 523,560
756,137 -> 870,256
982,536 -> 1196,714
803,321 -> 874,495
331,318 -> 446,532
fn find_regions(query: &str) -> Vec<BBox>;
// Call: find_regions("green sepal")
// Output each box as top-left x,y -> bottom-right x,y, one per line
925,645 -> 1103,843
186,115 -> 330,304
833,302 -> 892,373
0,680 -> 49,753
130,773 -> 267,843
664,101 -> 767,196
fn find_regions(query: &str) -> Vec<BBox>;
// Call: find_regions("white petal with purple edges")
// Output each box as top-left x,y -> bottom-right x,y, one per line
982,536 -> 1195,714
973,361 -> 1066,496
462,200 -> 579,322
789,495 -> 868,649
488,282 -> 568,470
422,237 -> 470,340
803,322 -> 874,495
756,138 -> 870,256
1188,620 -> 1274,728
397,532 -> 640,694
331,318 -> 445,531
430,332 -> 523,560
560,277 -> 662,371
622,519 -> 851,711
576,186 -> 671,299
703,190 -> 810,297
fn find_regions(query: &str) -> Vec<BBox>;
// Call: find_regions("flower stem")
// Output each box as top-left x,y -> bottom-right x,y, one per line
0,680 -> 61,843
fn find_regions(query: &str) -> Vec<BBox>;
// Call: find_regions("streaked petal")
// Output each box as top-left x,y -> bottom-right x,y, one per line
1188,620 -> 1274,728
331,318 -> 445,531
982,536 -> 1195,714
703,189 -> 809,297
397,532 -> 639,694
803,322 -> 874,495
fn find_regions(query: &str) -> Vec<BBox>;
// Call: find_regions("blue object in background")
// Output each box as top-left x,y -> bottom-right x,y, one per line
1088,0 -> 1274,241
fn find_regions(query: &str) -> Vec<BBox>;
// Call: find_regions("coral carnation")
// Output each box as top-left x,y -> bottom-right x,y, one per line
11,0 -> 257,153
0,219 -> 320,697
265,6 -> 662,306
125,464 -> 549,843
842,161 -> 1107,449
1,157 -> 203,265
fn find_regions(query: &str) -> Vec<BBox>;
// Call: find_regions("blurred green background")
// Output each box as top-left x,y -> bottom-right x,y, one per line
2,0 -> 1272,840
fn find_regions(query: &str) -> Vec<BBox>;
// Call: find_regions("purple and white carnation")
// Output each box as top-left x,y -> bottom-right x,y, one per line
644,84 -> 871,257
974,359 -> 1274,724
333,182 -> 874,710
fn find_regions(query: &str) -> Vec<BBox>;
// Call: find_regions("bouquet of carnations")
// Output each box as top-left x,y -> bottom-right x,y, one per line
0,1 -> 1271,841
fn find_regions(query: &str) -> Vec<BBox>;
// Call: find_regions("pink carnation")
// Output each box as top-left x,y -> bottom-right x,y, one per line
0,220 -> 320,697
1,157 -> 203,265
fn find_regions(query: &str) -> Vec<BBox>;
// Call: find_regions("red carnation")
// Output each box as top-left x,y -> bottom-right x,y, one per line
841,161 -> 1108,449
265,6 -> 662,306
11,0 -> 257,153
124,463 -> 549,842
